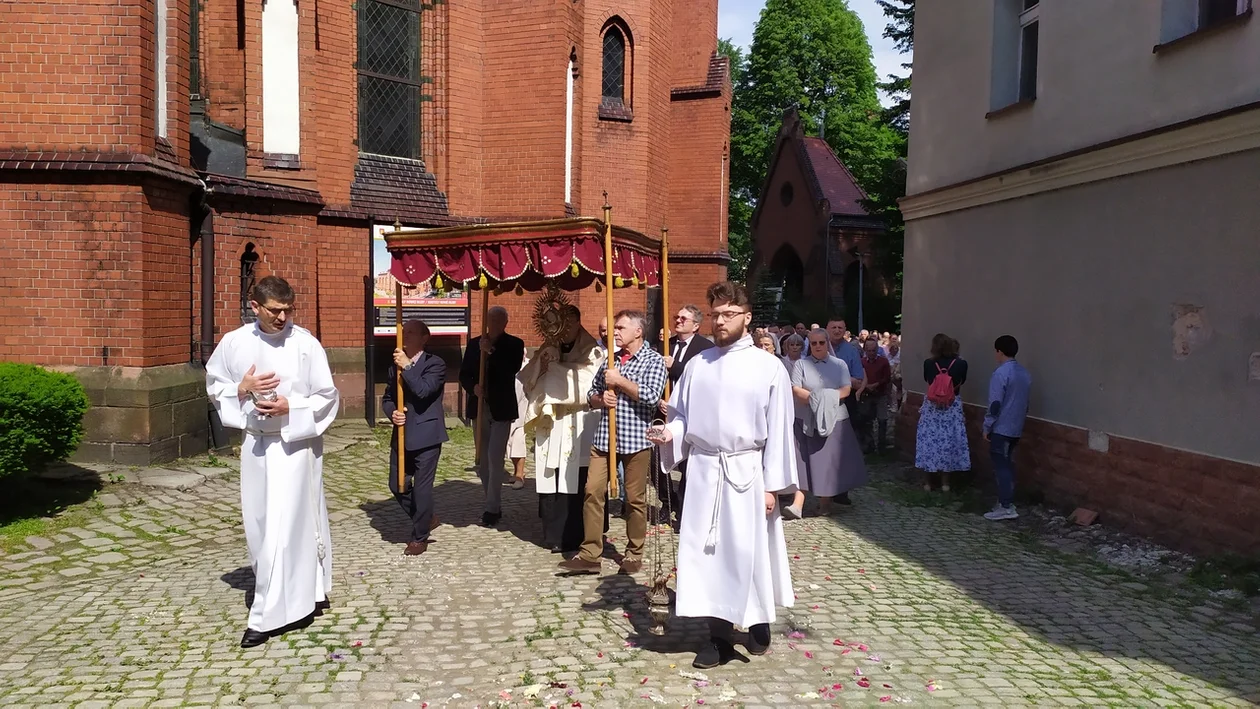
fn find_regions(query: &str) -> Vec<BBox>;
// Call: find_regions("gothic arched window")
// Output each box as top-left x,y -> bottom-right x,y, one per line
601,22 -> 629,107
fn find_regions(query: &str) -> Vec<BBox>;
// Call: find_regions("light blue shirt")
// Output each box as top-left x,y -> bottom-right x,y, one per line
829,340 -> 865,380
984,359 -> 1032,438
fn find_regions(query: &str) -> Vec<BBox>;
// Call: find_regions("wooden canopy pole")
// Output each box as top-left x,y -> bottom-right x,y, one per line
394,282 -> 407,492
660,227 -> 671,402
603,197 -> 619,500
474,286 -> 490,466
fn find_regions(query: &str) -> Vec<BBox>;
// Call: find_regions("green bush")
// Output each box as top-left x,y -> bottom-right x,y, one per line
0,363 -> 90,477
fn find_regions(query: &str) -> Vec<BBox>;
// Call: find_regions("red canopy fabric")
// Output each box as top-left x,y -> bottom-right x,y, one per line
385,218 -> 662,291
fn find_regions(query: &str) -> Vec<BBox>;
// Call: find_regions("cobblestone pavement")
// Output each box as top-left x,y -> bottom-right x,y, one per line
1,422 -> 1257,708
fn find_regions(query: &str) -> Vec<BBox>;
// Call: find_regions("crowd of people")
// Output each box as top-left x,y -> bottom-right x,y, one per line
206,275 -> 1031,671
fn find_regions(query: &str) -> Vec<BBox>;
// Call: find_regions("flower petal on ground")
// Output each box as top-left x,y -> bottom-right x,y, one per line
857,678 -> 871,688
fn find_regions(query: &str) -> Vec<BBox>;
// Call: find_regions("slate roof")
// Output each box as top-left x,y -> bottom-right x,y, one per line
204,173 -> 324,205
350,154 -> 459,226
800,137 -> 870,217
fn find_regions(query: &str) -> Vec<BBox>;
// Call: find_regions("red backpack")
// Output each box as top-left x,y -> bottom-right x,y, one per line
926,360 -> 957,408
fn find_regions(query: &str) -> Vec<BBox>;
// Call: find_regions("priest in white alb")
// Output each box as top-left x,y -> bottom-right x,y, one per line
649,280 -> 798,669
205,276 -> 340,648
518,303 -> 604,554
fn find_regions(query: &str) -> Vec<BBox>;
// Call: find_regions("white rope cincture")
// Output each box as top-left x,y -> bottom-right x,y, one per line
703,449 -> 758,551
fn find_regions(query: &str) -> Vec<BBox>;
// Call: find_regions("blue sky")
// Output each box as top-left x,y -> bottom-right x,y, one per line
717,0 -> 910,104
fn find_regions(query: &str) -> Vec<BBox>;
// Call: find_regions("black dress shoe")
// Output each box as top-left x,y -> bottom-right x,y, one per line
693,638 -> 737,669
240,628 -> 268,648
549,545 -> 564,554
837,492 -> 852,506
745,623 -> 771,655
480,512 -> 501,527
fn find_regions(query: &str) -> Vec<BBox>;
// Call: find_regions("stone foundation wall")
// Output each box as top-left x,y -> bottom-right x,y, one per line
66,364 -> 209,465
896,393 -> 1260,556
66,347 -> 371,465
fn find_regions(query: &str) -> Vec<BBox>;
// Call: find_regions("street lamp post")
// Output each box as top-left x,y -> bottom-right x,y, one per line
855,251 -> 865,332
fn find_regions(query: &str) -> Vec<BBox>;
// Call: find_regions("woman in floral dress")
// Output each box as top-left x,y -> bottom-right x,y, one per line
915,334 -> 970,491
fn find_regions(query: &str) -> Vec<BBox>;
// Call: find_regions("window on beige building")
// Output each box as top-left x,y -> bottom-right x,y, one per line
1160,0 -> 1252,43
989,0 -> 1039,112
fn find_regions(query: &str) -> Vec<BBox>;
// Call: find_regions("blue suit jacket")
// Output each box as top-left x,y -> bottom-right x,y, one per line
382,351 -> 449,451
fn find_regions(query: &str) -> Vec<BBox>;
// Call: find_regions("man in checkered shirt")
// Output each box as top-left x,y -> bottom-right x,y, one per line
558,309 -> 667,575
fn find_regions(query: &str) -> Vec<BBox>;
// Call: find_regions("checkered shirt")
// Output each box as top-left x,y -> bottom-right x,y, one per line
588,344 -> 668,455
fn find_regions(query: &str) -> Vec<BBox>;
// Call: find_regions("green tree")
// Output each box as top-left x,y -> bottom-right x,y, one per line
877,0 -> 914,136
727,0 -> 901,286
858,0 -> 915,327
718,38 -> 752,281
732,0 -> 898,201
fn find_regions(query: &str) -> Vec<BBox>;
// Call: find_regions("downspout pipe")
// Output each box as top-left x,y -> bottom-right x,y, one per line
191,179 -> 227,449
198,190 -> 215,365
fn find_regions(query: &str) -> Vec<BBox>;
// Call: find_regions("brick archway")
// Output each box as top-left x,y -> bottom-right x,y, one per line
768,243 -> 805,303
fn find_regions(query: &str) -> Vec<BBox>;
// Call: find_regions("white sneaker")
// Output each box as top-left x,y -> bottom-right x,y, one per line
782,503 -> 803,520
983,504 -> 1018,521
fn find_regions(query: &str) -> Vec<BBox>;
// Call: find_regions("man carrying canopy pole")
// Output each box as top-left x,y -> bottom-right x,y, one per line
559,310 -> 667,575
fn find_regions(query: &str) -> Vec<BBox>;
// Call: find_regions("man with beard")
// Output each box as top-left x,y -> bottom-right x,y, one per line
648,281 -> 798,669
518,305 -> 605,554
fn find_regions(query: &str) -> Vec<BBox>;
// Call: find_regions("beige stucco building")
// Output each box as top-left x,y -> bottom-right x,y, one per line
898,0 -> 1259,554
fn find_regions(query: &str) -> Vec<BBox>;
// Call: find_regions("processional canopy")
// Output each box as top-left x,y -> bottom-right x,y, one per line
384,217 -> 662,293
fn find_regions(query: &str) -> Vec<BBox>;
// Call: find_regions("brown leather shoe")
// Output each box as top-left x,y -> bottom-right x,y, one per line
404,541 -> 428,556
558,557 -> 602,574
619,558 -> 643,574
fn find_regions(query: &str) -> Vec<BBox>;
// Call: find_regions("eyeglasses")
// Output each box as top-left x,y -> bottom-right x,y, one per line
709,310 -> 749,323
674,315 -> 692,322
255,302 -> 296,316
